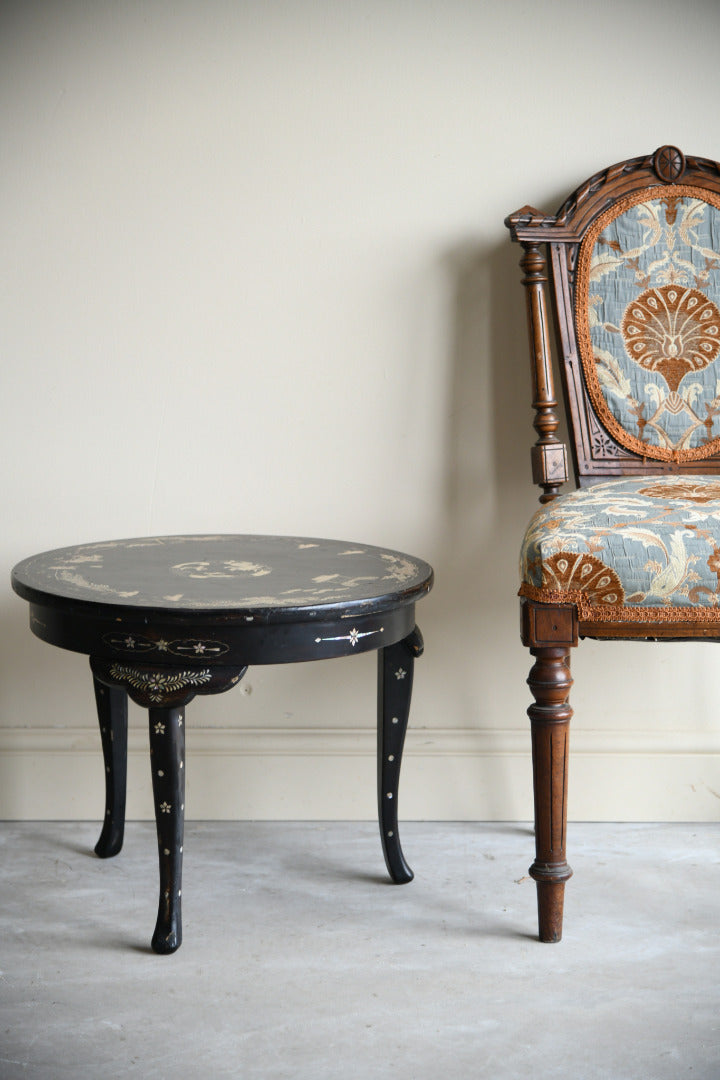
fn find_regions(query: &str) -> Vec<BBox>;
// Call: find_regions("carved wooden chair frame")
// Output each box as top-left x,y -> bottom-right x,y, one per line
506,145 -> 720,941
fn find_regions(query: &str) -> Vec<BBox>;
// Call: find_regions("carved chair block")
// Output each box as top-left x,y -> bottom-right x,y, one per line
531,443 -> 569,489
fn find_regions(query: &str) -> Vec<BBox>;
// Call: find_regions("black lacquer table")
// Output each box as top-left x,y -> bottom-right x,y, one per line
11,534 -> 433,953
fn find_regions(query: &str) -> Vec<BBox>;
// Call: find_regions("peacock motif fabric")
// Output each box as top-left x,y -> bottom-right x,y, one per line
520,474 -> 720,622
576,187 -> 720,462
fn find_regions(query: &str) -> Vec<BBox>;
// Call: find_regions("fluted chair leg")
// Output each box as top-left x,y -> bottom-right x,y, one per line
527,645 -> 573,942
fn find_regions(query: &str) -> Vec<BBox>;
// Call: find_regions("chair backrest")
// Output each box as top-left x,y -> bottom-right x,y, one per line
506,146 -> 720,502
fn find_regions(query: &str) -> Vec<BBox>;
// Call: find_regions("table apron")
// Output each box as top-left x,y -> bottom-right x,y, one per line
26,603 -> 417,666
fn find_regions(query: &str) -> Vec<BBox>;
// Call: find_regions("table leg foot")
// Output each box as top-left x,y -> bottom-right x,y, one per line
92,675 -> 128,859
377,626 -> 424,884
152,904 -> 182,955
149,704 -> 185,955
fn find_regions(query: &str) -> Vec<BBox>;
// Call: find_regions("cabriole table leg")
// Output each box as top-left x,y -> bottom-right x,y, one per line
377,626 -> 424,884
92,675 -> 128,859
148,705 -> 186,954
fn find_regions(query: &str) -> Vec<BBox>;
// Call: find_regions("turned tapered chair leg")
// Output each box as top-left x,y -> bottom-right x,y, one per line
527,645 -> 573,942
93,676 -> 128,859
148,705 -> 186,955
377,626 -> 423,883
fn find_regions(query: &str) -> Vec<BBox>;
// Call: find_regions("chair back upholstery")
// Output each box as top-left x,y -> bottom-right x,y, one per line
506,147 -> 720,501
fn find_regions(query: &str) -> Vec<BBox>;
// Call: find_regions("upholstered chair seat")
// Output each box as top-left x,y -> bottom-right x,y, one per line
521,474 -> 720,625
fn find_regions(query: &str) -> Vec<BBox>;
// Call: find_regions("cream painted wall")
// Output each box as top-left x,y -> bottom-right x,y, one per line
3,0 -> 720,822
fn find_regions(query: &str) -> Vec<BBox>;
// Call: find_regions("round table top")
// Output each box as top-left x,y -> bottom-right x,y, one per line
12,534 -> 434,619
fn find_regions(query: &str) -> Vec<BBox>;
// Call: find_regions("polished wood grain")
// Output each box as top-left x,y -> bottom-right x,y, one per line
527,646 -> 573,942
518,241 -> 568,502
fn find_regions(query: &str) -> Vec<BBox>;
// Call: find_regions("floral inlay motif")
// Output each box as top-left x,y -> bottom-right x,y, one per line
108,663 -> 212,703
171,560 -> 272,579
394,668 -> 407,680
103,633 -> 229,658
314,627 -> 384,647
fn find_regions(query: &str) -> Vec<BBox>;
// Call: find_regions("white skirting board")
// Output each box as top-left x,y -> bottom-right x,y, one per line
1,726 -> 720,821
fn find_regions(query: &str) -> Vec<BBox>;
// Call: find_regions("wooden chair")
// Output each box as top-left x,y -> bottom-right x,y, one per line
506,146 -> 720,941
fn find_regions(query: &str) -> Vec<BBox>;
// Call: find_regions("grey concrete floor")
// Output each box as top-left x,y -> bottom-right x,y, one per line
0,821 -> 718,1080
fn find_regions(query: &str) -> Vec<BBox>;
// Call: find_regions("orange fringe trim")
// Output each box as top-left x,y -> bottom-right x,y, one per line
574,184 -> 720,464
519,581 -> 720,624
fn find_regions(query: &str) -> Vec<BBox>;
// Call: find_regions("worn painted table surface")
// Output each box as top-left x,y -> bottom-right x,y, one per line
12,533 -> 432,614
11,534 -> 433,953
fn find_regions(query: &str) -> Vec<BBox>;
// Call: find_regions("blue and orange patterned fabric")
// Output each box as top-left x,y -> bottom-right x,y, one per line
576,189 -> 720,462
521,474 -> 720,623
